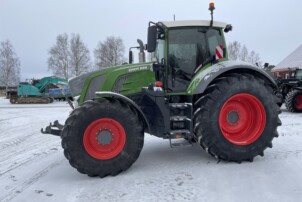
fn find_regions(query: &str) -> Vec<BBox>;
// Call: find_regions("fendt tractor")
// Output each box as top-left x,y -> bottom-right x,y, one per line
276,69 -> 302,112
42,3 -> 281,177
10,76 -> 72,104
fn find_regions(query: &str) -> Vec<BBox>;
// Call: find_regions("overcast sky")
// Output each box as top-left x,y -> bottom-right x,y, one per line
1,0 -> 302,80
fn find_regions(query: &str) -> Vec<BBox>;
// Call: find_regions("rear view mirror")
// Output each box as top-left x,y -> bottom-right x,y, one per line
147,26 -> 157,52
224,24 -> 233,33
129,50 -> 133,64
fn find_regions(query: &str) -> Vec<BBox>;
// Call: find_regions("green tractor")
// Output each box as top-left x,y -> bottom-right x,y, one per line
42,3 -> 281,177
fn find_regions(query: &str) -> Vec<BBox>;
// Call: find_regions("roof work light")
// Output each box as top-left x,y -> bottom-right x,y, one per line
209,2 -> 215,27
209,2 -> 215,12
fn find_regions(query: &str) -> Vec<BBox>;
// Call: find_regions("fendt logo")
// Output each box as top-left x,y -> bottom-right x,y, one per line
128,66 -> 149,73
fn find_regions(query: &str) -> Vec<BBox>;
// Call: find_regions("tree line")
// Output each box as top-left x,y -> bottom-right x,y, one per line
0,35 -> 126,91
227,41 -> 262,66
48,34 -> 125,79
1,37 -> 265,91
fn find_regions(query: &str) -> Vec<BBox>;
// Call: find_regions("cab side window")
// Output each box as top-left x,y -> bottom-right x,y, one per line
206,29 -> 223,56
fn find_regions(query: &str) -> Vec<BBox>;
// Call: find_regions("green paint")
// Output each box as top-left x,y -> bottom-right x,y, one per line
79,63 -> 155,104
76,24 -> 230,104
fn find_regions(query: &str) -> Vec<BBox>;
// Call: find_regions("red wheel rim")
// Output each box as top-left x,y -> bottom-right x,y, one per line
294,95 -> 302,109
219,93 -> 266,146
83,118 -> 126,160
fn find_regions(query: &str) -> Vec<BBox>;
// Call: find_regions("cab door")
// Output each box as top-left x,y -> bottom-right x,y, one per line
167,28 -> 224,93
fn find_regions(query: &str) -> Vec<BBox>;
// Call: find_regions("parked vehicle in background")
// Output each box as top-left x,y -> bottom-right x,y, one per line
10,76 -> 72,104
276,69 -> 302,112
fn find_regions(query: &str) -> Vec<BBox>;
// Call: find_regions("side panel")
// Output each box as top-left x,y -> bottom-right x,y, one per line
18,84 -> 42,96
187,60 -> 277,95
102,67 -> 155,95
79,63 -> 155,104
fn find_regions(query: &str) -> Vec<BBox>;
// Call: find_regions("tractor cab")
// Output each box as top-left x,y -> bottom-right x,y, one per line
148,20 -> 229,92
294,69 -> 302,79
147,3 -> 232,93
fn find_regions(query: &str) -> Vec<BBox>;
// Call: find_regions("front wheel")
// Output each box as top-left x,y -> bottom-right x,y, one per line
285,89 -> 302,113
193,74 -> 281,162
61,98 -> 144,177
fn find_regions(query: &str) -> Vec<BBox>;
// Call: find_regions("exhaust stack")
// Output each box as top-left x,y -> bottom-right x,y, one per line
137,39 -> 145,63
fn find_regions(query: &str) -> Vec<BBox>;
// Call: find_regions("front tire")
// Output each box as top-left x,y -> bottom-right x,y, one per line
193,74 -> 281,162
61,98 -> 144,177
285,89 -> 302,112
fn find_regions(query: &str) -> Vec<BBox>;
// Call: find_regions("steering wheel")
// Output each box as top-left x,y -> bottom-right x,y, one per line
169,54 -> 180,69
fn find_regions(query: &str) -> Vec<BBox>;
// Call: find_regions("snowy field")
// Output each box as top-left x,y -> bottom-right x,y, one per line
0,97 -> 302,202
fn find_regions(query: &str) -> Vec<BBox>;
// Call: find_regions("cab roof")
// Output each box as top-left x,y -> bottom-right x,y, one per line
159,20 -> 227,28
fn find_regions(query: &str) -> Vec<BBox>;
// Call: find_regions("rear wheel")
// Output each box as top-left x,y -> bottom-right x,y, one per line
285,89 -> 302,113
193,74 -> 281,162
61,98 -> 144,177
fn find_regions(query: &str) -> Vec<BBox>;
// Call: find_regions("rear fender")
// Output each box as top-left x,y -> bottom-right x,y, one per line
95,91 -> 150,133
187,60 -> 277,95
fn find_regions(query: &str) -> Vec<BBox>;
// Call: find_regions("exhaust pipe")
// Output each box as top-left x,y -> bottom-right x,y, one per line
137,39 -> 145,63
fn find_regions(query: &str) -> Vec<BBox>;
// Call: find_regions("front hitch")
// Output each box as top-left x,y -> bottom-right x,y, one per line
41,120 -> 64,136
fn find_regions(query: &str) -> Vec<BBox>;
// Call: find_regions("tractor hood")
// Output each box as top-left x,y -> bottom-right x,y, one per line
69,62 -> 155,104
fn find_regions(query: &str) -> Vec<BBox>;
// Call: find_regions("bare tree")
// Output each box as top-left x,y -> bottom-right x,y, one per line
69,34 -> 91,76
0,40 -> 20,93
48,34 -> 70,79
94,36 -> 125,69
248,50 -> 261,66
228,41 -> 241,60
228,41 -> 262,65
239,45 -> 249,61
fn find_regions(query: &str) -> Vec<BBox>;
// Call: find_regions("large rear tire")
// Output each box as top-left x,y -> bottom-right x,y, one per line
61,98 -> 144,177
193,74 -> 281,162
285,89 -> 302,113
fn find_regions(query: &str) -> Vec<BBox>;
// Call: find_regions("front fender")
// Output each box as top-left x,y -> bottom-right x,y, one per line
95,91 -> 150,133
187,61 -> 277,95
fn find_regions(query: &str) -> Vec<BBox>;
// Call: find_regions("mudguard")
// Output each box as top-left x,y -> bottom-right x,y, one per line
187,60 -> 277,95
95,91 -> 150,132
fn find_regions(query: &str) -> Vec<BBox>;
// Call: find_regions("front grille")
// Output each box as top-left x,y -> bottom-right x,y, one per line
69,71 -> 98,96
112,75 -> 132,93
84,75 -> 105,101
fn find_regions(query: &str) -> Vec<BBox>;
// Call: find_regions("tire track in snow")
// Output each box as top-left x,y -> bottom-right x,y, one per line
0,131 -> 61,176
0,160 -> 63,202
0,134 -> 35,150
0,145 -> 60,176
264,150 -> 302,160
75,171 -> 199,202
0,140 -> 60,176
0,116 -> 25,122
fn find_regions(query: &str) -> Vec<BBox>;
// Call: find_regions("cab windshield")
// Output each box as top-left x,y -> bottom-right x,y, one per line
295,69 -> 302,79
168,28 -> 223,77
155,39 -> 165,62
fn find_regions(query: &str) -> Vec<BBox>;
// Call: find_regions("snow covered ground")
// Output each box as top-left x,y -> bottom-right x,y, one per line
0,97 -> 302,202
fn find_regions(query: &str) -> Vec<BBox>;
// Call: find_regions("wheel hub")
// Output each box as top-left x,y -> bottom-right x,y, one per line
227,111 -> 239,124
219,93 -> 266,146
83,118 -> 126,160
97,130 -> 113,145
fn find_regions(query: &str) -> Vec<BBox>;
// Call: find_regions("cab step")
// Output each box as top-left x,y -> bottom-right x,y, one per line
169,129 -> 191,139
170,116 -> 191,122
169,103 -> 192,109
169,139 -> 193,148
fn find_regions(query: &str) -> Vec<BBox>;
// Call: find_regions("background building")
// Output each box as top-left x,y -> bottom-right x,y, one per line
272,45 -> 302,79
